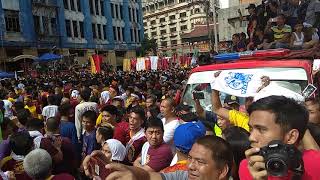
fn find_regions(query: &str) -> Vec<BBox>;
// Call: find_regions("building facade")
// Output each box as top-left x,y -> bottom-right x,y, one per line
143,0 -> 212,55
218,0 -> 258,41
0,0 -> 144,69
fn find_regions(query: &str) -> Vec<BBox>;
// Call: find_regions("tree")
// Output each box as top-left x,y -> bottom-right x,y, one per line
136,37 -> 157,56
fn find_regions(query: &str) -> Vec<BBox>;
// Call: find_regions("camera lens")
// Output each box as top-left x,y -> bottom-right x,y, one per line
266,158 -> 288,177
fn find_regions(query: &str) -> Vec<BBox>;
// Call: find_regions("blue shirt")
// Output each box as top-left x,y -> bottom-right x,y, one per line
81,130 -> 98,159
60,121 -> 78,146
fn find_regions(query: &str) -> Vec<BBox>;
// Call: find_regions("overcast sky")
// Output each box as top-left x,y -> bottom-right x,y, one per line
220,0 -> 229,8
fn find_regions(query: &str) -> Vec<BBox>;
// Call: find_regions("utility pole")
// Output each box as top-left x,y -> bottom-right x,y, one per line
210,0 -> 219,52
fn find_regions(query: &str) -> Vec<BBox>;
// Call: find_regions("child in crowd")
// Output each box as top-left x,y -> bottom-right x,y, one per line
81,110 -> 99,160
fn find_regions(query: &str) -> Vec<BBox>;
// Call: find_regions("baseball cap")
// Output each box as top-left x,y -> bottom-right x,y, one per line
246,3 -> 256,9
224,95 -> 240,105
174,122 -> 206,154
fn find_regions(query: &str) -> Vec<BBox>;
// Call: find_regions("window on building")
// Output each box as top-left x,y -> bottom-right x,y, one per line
136,9 -> 139,22
171,40 -> 177,45
161,41 -> 167,47
4,10 -> 20,32
51,18 -> 57,35
103,25 -> 106,40
115,4 -> 119,18
100,0 -> 104,15
160,18 -> 165,23
142,7 -> 146,12
65,20 -> 71,37
117,27 -> 121,41
70,0 -> 75,11
151,31 -> 157,37
6,48 -> 23,57
143,22 -> 147,26
120,5 -> 123,19
73,21 -> 78,37
150,4 -> 155,11
33,15 -> 40,33
151,20 -> 156,25
169,15 -> 175,20
79,21 -> 84,38
137,30 -> 140,42
180,12 -> 186,18
170,27 -> 176,32
181,25 -> 187,31
160,30 -> 166,34
97,24 -> 102,39
113,26 -> 117,41
129,7 -> 132,21
89,0 -> 94,14
77,0 -> 81,12
130,29 -> 134,42
92,24 -> 97,38
111,3 -> 115,18
168,0 -> 174,5
95,0 -> 99,15
194,8 -> 200,13
63,0 -> 69,9
180,0 -> 186,3
121,27 -> 124,41
159,2 -> 164,8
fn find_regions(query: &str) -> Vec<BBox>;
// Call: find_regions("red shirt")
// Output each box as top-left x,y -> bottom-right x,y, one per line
51,173 -> 74,180
239,150 -> 320,180
146,143 -> 173,172
113,121 -> 130,146
162,160 -> 188,173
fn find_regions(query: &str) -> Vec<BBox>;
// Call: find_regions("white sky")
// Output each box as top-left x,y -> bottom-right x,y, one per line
220,0 -> 229,9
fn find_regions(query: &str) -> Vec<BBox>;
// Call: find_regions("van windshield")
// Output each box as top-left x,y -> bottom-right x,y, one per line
182,68 -> 309,112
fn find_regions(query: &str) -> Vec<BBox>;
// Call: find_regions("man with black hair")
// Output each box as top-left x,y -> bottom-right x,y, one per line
42,95 -> 58,120
59,103 -> 78,146
75,88 -> 98,141
134,117 -> 173,172
125,106 -> 147,164
0,131 -> 33,180
305,98 -> 320,125
105,135 -> 233,180
239,96 -> 320,179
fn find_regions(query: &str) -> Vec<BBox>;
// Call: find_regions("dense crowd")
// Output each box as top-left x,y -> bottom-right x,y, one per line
232,0 -> 320,52
0,62 -> 319,180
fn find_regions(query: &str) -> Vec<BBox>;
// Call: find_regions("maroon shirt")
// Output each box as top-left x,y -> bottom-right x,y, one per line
113,121 -> 130,146
51,173 -> 75,180
0,157 -> 32,180
125,136 -> 147,164
40,137 -> 77,175
146,143 -> 173,172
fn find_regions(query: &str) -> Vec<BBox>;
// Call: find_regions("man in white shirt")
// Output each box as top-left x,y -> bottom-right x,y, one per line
42,96 -> 58,121
75,88 -> 98,141
160,98 -> 180,146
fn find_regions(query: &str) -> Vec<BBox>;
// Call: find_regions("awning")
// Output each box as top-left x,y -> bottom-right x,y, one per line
35,53 -> 63,63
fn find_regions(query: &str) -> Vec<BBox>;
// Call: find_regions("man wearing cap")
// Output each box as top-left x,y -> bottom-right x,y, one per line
239,4 -> 258,41
161,121 -> 206,173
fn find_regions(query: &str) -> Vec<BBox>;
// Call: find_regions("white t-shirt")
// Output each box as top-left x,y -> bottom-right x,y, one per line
2,100 -> 13,118
161,118 -> 180,144
42,105 -> 59,120
75,102 -> 98,139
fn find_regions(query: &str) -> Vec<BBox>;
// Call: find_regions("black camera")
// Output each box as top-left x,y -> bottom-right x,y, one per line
259,140 -> 304,177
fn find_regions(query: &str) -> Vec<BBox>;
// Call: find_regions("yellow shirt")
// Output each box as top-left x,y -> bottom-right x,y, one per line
214,124 -> 222,137
228,110 -> 250,132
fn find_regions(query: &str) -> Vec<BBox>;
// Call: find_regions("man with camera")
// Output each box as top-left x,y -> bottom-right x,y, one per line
239,96 -> 320,180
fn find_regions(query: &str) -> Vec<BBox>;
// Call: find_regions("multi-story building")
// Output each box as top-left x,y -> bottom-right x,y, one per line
0,0 -> 144,70
218,0 -> 259,41
142,0 -> 212,55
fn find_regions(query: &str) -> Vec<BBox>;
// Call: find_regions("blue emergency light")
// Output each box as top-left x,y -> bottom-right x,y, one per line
214,49 -> 290,61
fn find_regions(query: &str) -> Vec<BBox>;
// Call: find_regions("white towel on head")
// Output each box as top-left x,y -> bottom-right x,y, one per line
254,83 -> 305,102
212,70 -> 263,97
101,91 -> 110,104
105,139 -> 127,161
71,90 -> 80,98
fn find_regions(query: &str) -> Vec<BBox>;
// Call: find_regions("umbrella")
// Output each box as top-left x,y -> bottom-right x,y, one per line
35,53 -> 62,63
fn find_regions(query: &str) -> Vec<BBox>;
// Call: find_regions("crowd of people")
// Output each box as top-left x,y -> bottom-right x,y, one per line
232,0 -> 320,52
0,61 -> 319,180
